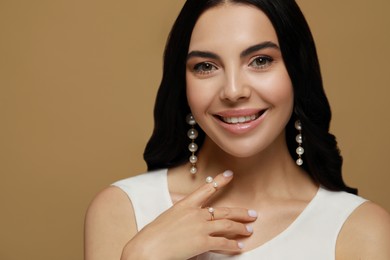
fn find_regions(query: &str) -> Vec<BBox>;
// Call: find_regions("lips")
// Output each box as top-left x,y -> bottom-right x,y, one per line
213,109 -> 267,135
216,109 -> 266,125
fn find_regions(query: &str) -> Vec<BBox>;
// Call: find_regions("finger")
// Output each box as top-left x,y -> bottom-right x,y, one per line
204,207 -> 258,222
180,170 -> 234,207
207,219 -> 253,238
208,237 -> 245,252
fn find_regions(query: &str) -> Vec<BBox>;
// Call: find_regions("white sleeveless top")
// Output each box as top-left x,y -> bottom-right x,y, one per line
112,169 -> 366,260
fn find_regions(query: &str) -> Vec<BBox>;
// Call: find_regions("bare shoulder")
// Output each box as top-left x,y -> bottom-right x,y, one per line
84,186 -> 137,260
337,201 -> 390,259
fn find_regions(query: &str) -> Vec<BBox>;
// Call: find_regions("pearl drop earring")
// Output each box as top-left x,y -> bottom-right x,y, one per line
186,113 -> 198,174
295,120 -> 304,166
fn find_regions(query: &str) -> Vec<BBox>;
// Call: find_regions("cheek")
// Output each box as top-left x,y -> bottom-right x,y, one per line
255,70 -> 294,106
186,76 -> 217,114
186,85 -> 203,110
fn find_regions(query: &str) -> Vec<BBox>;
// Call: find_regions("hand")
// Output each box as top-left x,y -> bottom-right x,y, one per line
121,170 -> 258,260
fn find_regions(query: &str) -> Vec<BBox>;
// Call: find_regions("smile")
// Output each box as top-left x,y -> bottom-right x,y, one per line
217,110 -> 266,125
213,109 -> 267,135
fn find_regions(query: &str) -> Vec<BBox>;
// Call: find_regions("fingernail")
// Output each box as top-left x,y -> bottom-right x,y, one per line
248,209 -> 258,218
238,242 -> 245,249
246,225 -> 253,233
223,170 -> 233,177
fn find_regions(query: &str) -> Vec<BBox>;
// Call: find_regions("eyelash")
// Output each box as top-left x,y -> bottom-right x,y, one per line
191,55 -> 274,75
249,56 -> 274,70
193,62 -> 217,75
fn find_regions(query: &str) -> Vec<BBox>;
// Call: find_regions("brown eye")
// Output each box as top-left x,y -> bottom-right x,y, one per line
250,56 -> 273,69
193,62 -> 217,74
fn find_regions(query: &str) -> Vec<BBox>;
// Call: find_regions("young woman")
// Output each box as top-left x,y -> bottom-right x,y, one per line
85,0 -> 390,259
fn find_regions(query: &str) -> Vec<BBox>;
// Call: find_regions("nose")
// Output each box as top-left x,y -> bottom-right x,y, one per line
219,68 -> 251,102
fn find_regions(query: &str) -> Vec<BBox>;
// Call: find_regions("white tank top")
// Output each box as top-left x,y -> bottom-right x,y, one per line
113,169 -> 366,260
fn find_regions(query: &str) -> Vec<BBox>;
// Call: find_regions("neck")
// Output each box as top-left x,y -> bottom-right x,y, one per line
194,136 -> 315,199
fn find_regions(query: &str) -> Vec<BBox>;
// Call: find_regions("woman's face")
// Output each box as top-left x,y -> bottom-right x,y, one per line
186,4 -> 294,158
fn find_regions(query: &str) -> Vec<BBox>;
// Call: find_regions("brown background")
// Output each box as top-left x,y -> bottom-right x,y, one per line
1,0 -> 389,259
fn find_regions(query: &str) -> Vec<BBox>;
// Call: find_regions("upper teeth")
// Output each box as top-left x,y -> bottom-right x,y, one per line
222,114 -> 257,124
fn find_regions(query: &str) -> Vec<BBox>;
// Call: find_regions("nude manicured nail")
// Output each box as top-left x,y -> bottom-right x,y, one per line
223,170 -> 233,177
246,225 -> 254,233
248,209 -> 258,218
238,242 -> 245,249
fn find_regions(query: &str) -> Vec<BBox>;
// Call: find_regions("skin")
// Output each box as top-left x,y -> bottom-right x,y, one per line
84,3 -> 390,259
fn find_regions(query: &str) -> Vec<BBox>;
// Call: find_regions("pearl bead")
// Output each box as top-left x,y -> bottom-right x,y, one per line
186,114 -> 196,126
186,113 -> 198,175
296,158 -> 303,166
295,120 -> 302,131
187,129 -> 198,139
190,166 -> 197,174
296,134 -> 303,144
188,143 -> 198,153
206,176 -> 213,183
296,147 -> 304,155
189,155 -> 197,164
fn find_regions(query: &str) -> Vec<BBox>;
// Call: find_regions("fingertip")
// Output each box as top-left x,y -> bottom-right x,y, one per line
246,225 -> 254,233
238,242 -> 245,249
223,170 -> 233,178
248,209 -> 258,218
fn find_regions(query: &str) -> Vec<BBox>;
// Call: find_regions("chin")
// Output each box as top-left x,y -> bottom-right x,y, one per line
219,143 -> 269,159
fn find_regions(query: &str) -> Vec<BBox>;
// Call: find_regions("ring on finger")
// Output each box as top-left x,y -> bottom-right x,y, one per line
207,207 -> 215,221
205,176 -> 218,189
205,176 -> 213,183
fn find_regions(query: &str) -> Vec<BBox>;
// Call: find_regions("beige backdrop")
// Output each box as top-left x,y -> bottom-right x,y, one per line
1,0 -> 389,259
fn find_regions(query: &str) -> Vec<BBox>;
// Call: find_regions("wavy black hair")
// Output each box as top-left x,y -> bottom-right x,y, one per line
143,0 -> 357,194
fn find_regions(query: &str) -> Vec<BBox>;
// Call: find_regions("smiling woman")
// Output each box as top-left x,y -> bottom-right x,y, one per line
186,5 -> 293,158
84,0 -> 390,259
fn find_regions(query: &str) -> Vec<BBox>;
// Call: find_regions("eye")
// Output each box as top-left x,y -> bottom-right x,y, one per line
249,56 -> 274,70
193,62 -> 217,75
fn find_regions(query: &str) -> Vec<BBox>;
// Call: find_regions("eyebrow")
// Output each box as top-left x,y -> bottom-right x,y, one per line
186,41 -> 280,61
186,50 -> 219,61
240,41 -> 279,57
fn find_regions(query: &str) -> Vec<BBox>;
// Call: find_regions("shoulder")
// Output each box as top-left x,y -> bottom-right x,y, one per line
111,169 -> 169,206
112,169 -> 167,189
85,185 -> 136,227
337,201 -> 390,259
84,185 -> 137,260
84,169 -> 169,259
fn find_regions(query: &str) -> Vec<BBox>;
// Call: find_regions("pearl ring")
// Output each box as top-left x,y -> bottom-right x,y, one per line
207,207 -> 215,221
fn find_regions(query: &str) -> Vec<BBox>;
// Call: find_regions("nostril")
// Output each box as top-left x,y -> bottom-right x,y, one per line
220,82 -> 251,102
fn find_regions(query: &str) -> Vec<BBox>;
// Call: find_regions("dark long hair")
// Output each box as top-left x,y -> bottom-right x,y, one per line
143,0 -> 357,194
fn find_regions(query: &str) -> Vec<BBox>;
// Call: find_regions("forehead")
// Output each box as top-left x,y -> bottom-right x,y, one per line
189,4 -> 279,51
